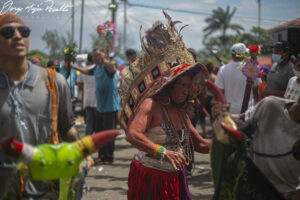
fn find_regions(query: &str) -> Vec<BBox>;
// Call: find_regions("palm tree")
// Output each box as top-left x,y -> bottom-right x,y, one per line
203,6 -> 244,50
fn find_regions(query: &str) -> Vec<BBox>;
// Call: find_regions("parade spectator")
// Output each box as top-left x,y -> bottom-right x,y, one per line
198,62 -> 217,137
215,43 -> 260,114
206,62 -> 216,82
46,59 -> 60,72
60,59 -> 78,100
262,41 -> 295,98
71,48 -> 119,164
258,66 -> 270,101
77,53 -> 97,135
30,57 -> 41,66
125,48 -> 137,64
0,13 -> 80,199
284,54 -> 300,101
212,96 -> 300,199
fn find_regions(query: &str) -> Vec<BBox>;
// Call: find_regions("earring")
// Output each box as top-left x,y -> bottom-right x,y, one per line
161,97 -> 170,106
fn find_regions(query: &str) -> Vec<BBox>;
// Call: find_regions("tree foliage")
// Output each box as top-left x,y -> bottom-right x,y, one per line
199,27 -> 272,67
27,49 -> 49,67
203,6 -> 244,51
41,30 -> 73,61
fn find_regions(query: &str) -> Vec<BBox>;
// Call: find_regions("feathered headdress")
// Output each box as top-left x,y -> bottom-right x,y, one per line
119,11 -> 208,130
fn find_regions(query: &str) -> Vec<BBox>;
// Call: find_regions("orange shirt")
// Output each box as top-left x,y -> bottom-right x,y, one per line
258,82 -> 267,101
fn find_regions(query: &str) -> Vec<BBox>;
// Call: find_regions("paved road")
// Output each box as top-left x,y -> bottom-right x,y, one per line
77,124 -> 214,200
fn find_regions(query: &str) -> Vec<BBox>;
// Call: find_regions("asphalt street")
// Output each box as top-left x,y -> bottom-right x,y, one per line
76,122 -> 214,200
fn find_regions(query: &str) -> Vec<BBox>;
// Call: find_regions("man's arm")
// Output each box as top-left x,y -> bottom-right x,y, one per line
97,51 -> 117,74
62,126 -> 80,142
253,85 -> 259,104
102,57 -> 117,74
77,82 -> 83,102
70,62 -> 90,75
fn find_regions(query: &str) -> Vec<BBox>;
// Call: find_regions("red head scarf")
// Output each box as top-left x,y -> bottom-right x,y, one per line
0,13 -> 25,28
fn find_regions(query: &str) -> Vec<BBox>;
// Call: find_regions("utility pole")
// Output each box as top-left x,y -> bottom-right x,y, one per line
79,0 -> 85,52
71,0 -> 75,43
111,0 -> 116,24
122,0 -> 127,53
257,0 -> 261,29
108,0 -> 117,48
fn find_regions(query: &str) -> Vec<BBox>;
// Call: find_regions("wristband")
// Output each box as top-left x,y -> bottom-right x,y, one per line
154,145 -> 165,160
153,144 -> 161,158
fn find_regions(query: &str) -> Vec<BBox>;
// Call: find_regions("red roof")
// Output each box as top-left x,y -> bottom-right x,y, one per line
268,18 -> 300,32
227,57 -> 271,66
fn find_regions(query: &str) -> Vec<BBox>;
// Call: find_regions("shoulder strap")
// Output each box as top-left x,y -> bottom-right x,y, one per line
44,68 -> 59,145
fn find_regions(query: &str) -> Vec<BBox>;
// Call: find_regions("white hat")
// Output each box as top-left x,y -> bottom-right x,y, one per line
231,43 -> 249,55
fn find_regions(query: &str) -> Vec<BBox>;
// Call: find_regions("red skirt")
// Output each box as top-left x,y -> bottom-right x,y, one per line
127,159 -> 190,200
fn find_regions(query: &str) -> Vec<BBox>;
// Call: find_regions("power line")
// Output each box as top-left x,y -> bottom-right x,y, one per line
122,2 -> 288,24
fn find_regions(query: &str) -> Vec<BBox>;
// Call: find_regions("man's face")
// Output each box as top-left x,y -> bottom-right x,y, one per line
0,22 -> 29,58
171,74 -> 192,104
92,50 -> 105,65
273,48 -> 290,60
127,55 -> 137,64
294,59 -> 300,72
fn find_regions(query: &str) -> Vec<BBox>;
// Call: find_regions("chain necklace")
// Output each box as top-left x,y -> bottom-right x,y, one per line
5,71 -> 29,131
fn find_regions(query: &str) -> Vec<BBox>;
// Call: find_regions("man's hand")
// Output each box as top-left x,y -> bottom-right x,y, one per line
84,155 -> 94,169
211,100 -> 229,119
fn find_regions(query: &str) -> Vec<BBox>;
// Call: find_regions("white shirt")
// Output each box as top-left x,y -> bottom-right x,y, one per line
245,96 -> 300,194
284,76 -> 300,101
215,61 -> 261,114
77,64 -> 97,108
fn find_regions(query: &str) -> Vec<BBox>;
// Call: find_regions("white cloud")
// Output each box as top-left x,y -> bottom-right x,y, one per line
203,0 -> 218,4
4,0 -> 298,54
237,0 -> 258,12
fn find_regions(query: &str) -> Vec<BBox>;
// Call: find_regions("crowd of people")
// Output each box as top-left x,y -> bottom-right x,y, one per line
0,11 -> 299,200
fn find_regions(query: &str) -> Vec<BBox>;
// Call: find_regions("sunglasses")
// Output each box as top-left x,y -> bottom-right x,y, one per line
0,26 -> 31,39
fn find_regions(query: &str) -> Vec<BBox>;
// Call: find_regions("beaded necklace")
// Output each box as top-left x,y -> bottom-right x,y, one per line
160,104 -> 194,164
4,71 -> 29,131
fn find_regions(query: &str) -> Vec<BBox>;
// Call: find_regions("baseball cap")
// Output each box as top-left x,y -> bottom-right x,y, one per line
31,57 -> 40,65
231,43 -> 249,55
271,41 -> 293,52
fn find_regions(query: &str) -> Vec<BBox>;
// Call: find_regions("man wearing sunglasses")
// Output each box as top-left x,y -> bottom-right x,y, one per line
0,13 -> 82,199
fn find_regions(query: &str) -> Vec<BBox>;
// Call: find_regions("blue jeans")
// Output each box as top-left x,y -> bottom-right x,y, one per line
95,111 -> 118,161
84,107 -> 96,135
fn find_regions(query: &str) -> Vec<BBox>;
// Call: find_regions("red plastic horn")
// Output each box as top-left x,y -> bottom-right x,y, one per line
205,80 -> 227,105
0,136 -> 24,158
221,123 -> 243,144
91,129 -> 121,149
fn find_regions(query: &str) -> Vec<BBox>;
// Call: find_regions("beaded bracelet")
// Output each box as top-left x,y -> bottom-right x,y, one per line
159,147 -> 166,162
153,144 -> 166,160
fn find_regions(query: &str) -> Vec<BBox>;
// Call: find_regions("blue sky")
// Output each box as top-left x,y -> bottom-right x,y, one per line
1,0 -> 299,54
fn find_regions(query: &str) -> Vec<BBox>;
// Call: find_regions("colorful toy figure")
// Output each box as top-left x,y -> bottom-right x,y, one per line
96,21 -> 117,52
241,59 -> 261,80
0,130 -> 120,180
241,45 -> 261,81
208,81 -> 284,200
96,21 -> 116,40
205,80 -> 237,144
